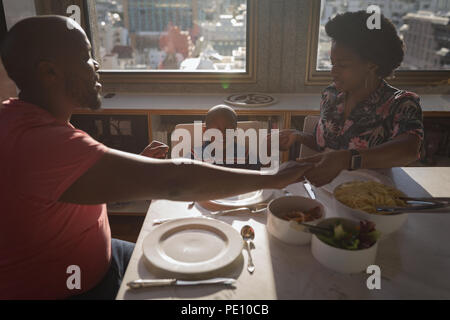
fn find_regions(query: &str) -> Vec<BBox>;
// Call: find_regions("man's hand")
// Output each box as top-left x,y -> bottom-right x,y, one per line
140,140 -> 169,159
296,150 -> 350,187
266,161 -> 315,189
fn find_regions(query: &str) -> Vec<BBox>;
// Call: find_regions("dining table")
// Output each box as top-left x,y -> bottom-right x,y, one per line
116,167 -> 450,300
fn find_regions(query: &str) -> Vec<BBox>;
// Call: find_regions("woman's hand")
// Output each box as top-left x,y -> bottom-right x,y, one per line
266,161 -> 315,189
140,140 -> 169,159
296,150 -> 350,187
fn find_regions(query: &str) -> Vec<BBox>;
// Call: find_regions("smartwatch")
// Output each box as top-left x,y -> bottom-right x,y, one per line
349,149 -> 362,171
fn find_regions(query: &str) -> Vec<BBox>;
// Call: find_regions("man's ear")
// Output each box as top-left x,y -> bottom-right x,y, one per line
367,62 -> 379,75
36,60 -> 60,85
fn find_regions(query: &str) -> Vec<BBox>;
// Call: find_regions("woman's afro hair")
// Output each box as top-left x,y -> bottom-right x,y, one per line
325,10 -> 405,78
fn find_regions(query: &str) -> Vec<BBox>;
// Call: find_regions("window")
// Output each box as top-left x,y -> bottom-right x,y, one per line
1,0 -> 257,84
86,0 -> 257,83
0,1 -> 7,42
0,0 -> 19,101
2,0 -> 37,29
90,0 -> 247,72
306,0 -> 450,86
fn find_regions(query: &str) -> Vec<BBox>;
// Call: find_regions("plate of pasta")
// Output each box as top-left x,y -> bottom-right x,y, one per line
320,170 -> 395,196
332,180 -> 409,237
334,181 -> 407,214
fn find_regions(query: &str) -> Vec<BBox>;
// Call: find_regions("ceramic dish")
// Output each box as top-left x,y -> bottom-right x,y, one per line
209,189 -> 273,207
311,218 -> 379,274
266,196 -> 325,245
142,217 -> 243,277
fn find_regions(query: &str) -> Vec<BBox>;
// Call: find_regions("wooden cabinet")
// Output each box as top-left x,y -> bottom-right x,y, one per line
70,113 -> 149,154
72,108 -> 299,163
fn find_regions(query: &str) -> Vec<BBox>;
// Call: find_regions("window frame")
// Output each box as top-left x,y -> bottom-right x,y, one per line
84,0 -> 257,84
0,0 -> 7,43
305,0 -> 450,87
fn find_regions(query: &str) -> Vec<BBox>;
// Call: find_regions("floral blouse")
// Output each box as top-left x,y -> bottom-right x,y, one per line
315,80 -> 424,151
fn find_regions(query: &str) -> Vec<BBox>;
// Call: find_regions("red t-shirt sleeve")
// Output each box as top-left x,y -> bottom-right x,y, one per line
16,125 -> 108,201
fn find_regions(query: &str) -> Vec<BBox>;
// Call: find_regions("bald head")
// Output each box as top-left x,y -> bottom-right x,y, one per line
0,15 -> 102,111
205,105 -> 237,130
1,15 -> 88,91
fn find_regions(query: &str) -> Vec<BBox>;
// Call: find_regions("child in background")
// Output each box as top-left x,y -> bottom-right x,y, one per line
189,105 -> 262,171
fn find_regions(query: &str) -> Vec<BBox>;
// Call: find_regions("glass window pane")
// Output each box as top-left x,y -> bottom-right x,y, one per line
92,0 -> 247,72
317,0 -> 450,71
3,0 -> 36,29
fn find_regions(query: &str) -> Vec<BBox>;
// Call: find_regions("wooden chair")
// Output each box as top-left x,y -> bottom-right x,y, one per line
171,121 -> 262,158
298,115 -> 320,159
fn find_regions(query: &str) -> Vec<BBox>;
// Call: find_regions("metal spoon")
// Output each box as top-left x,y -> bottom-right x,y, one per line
240,225 -> 255,274
188,202 -> 195,210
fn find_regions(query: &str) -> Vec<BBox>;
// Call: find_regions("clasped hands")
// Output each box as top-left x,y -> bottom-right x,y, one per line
296,150 -> 350,187
276,129 -> 351,187
141,131 -> 351,188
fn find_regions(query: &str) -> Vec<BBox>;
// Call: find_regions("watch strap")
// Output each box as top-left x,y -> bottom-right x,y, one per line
349,149 -> 362,171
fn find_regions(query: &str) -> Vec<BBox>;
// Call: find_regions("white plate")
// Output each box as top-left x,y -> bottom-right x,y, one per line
142,217 -> 243,276
209,189 -> 273,207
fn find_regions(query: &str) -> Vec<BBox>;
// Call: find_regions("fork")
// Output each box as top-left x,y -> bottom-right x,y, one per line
152,205 -> 267,225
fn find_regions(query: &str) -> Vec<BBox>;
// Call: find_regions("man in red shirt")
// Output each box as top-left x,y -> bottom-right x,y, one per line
0,16 -> 312,299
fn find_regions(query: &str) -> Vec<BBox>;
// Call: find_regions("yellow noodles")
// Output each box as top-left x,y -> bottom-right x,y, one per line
334,181 -> 407,214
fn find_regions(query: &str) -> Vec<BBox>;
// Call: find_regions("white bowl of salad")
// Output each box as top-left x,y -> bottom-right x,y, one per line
311,218 -> 380,274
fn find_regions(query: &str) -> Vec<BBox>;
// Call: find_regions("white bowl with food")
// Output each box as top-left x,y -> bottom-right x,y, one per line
333,180 -> 408,237
311,218 -> 380,274
266,196 -> 325,245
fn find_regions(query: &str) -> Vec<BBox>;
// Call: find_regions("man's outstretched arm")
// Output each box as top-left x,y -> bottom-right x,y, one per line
59,148 -> 313,205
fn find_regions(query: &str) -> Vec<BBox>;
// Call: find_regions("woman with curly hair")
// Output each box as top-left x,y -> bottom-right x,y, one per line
280,10 -> 424,187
